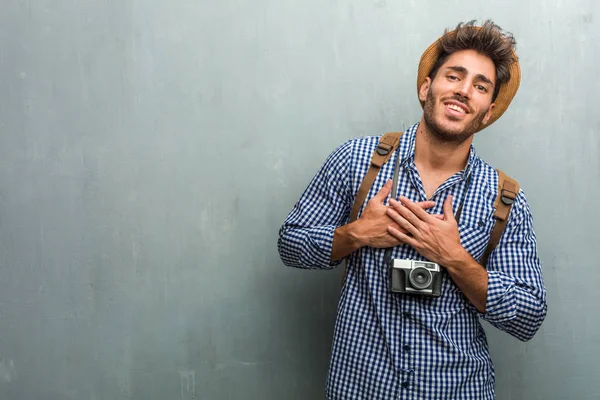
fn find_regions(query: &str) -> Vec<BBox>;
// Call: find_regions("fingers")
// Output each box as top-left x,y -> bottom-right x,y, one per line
387,198 -> 427,234
373,180 -> 393,203
443,195 -> 455,222
387,225 -> 419,249
398,196 -> 434,223
386,207 -> 420,237
388,199 -> 429,233
417,200 -> 436,209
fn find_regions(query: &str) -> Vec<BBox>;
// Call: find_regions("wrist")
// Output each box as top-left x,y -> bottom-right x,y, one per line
345,219 -> 366,249
331,221 -> 366,262
443,247 -> 473,273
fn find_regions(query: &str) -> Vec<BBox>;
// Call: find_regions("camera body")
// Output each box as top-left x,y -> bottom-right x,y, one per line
389,259 -> 443,297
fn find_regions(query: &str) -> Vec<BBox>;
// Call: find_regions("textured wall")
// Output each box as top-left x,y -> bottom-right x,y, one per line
0,0 -> 598,399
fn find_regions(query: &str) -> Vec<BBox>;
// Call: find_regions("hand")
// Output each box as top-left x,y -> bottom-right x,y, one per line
354,180 -> 440,249
385,195 -> 464,265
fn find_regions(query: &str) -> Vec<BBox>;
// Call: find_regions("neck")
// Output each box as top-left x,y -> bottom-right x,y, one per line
414,118 -> 473,174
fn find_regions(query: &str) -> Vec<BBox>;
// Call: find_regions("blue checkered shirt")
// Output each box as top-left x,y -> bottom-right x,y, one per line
278,123 -> 547,399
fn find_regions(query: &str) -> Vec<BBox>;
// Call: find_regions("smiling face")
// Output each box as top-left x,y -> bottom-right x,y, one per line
419,49 -> 497,144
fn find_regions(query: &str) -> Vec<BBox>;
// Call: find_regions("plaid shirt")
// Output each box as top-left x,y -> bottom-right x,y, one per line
278,123 -> 547,399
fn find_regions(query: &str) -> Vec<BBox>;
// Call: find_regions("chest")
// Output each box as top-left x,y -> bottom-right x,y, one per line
420,172 -> 455,200
364,163 -> 496,261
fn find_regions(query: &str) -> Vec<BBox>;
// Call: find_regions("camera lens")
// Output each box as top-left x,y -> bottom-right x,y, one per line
409,267 -> 432,290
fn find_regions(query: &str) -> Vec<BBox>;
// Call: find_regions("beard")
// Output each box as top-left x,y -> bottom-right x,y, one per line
422,88 -> 489,144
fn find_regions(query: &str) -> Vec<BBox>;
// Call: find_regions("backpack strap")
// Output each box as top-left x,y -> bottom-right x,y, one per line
480,168 -> 519,267
349,132 -> 404,223
342,131 -> 404,285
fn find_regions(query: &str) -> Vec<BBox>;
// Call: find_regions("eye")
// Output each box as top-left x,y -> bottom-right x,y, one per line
447,75 -> 459,81
476,85 -> 488,93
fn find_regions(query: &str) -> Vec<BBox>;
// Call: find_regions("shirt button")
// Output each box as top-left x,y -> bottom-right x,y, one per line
403,345 -> 411,353
403,312 -> 411,318
401,381 -> 409,389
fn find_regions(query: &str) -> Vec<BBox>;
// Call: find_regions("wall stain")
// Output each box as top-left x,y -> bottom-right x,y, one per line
179,370 -> 196,399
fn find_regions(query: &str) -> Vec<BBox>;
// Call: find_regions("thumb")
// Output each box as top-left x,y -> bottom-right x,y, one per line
443,195 -> 455,221
374,179 -> 393,202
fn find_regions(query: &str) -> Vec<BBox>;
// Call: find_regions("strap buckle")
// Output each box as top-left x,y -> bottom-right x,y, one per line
501,189 -> 517,205
376,143 -> 393,156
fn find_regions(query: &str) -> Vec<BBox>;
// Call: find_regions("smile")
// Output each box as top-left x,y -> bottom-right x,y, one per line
446,104 -> 466,113
443,101 -> 469,116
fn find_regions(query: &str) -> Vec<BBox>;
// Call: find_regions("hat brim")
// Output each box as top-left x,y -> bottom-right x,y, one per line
417,33 -> 521,131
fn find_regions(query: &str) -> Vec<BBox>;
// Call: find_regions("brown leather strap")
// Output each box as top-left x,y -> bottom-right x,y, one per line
481,168 -> 519,267
349,132 -> 403,222
342,132 -> 403,285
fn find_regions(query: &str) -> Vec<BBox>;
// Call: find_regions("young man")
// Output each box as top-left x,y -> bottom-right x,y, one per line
278,20 -> 547,399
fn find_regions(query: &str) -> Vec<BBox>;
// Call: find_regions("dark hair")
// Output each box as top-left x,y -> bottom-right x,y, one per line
428,20 -> 518,102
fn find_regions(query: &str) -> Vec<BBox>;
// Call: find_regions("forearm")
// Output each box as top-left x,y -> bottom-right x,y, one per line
277,141 -> 354,269
330,221 -> 365,263
278,224 -> 340,269
476,193 -> 547,341
476,270 -> 547,341
445,249 -> 489,313
446,248 -> 546,341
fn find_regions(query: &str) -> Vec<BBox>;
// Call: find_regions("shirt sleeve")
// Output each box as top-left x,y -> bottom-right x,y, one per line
277,140 -> 354,269
477,190 -> 548,341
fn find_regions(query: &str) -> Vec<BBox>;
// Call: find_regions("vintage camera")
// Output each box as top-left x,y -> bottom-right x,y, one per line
389,259 -> 443,297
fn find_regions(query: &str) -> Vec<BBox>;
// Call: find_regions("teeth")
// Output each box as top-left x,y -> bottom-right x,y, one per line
446,104 -> 466,113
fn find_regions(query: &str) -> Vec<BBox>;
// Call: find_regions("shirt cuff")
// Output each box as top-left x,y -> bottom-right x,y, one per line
301,225 -> 341,268
476,271 -> 517,322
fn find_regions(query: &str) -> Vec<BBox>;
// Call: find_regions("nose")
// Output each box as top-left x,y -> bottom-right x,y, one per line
454,79 -> 472,100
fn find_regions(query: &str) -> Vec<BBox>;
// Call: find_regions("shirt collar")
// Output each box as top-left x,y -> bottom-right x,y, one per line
398,122 -> 479,178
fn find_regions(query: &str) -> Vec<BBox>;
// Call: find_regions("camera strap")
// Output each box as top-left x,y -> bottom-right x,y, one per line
384,150 -> 473,266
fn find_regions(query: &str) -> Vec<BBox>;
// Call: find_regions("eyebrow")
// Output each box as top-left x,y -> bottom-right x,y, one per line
446,65 -> 494,87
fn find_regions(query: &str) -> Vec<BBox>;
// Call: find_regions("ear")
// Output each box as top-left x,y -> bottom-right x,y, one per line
418,77 -> 431,103
482,103 -> 496,125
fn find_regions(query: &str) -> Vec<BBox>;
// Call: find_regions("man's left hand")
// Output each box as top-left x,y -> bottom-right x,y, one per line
386,195 -> 464,266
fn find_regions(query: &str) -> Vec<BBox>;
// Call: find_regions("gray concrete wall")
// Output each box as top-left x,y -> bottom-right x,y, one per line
0,0 -> 597,399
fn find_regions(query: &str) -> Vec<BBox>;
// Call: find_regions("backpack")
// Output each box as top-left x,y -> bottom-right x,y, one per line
341,131 -> 519,283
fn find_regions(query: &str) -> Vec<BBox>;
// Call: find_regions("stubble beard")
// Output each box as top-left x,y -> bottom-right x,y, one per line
422,88 -> 489,145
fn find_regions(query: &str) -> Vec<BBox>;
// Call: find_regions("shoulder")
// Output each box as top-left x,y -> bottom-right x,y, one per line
346,135 -> 381,152
473,158 -> 533,224
326,135 -> 381,163
340,132 -> 410,158
317,135 -> 381,178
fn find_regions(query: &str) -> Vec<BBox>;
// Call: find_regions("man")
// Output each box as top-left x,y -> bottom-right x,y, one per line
278,20 -> 547,399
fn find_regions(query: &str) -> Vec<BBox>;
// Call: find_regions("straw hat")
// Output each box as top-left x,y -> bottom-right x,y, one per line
417,29 -> 521,129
